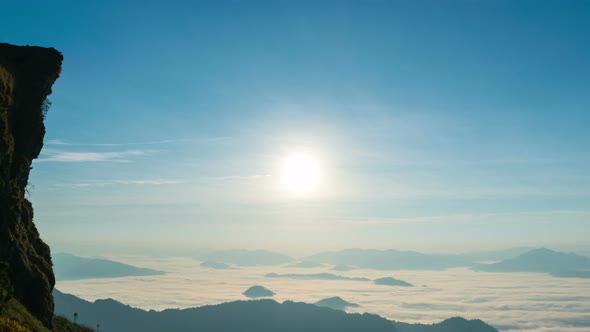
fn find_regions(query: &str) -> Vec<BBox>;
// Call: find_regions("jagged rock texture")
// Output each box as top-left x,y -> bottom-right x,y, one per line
0,42 -> 62,329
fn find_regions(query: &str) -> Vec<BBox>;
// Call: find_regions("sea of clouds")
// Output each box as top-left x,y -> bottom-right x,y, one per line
55,256 -> 590,332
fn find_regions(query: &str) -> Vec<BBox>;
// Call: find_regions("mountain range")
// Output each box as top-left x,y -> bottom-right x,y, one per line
53,253 -> 165,281
304,249 -> 472,270
196,249 -> 294,266
474,248 -> 590,277
53,290 -> 498,332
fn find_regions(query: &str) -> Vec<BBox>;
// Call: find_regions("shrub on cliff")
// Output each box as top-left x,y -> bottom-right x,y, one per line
0,316 -> 30,332
53,316 -> 94,332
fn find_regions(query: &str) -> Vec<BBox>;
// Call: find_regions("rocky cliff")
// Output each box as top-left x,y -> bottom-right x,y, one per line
0,42 -> 62,329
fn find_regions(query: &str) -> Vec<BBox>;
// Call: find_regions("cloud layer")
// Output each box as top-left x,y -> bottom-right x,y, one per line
55,256 -> 590,332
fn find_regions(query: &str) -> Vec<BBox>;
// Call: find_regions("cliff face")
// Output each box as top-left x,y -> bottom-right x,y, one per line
0,43 -> 63,329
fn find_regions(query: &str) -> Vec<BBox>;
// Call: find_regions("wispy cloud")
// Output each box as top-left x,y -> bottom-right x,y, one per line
215,174 -> 272,181
37,149 -> 154,162
51,174 -> 272,188
54,179 -> 184,188
45,137 -> 231,147
39,137 -> 232,162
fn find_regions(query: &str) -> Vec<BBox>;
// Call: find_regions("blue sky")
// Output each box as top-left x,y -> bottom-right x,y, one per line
2,1 -> 589,254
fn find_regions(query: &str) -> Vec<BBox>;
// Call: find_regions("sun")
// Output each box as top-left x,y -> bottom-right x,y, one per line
280,153 -> 321,193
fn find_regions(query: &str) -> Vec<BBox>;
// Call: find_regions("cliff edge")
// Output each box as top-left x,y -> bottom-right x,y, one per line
0,42 -> 63,329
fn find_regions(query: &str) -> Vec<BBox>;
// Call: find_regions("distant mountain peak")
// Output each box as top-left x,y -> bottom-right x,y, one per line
304,248 -> 473,270
374,277 -> 413,287
52,253 -> 165,280
243,285 -> 275,298
314,296 -> 359,311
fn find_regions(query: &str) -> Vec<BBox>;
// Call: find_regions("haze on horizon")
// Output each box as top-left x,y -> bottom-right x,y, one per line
1,0 -> 589,256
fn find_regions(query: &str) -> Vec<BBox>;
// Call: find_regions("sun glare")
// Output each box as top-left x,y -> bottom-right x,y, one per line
280,154 -> 321,193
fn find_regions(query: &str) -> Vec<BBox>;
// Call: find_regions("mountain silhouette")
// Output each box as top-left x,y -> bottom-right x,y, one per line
53,290 -> 498,332
53,253 -> 165,281
197,249 -> 294,266
315,296 -> 359,311
474,248 -> 590,277
392,317 -> 498,332
243,286 -> 275,298
374,277 -> 413,287
461,247 -> 534,262
305,249 -> 472,270
53,289 -> 397,332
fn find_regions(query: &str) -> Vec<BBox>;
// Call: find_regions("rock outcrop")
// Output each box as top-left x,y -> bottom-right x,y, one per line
0,42 -> 62,329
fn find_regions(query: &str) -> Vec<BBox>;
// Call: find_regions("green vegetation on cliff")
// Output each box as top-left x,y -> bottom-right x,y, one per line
1,298 -> 49,332
0,316 -> 30,332
0,297 -> 93,332
53,316 -> 94,332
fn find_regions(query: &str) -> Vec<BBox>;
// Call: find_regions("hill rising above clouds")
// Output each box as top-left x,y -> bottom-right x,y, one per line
53,253 -> 165,280
475,248 -> 590,277
305,249 -> 473,270
197,249 -> 294,266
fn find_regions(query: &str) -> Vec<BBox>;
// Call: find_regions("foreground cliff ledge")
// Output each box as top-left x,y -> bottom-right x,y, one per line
0,42 -> 63,329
